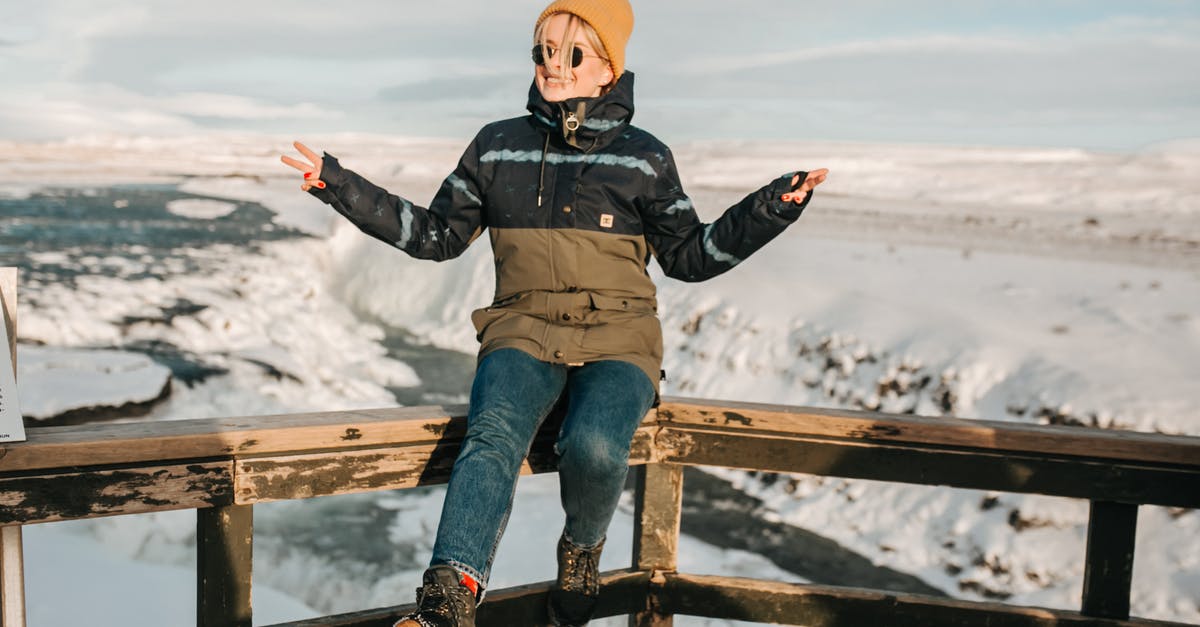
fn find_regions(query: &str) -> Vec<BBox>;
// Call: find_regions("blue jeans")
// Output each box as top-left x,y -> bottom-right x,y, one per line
429,348 -> 656,588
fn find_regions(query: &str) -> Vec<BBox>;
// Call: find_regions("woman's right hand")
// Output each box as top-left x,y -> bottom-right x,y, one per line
280,141 -> 325,191
781,168 -> 829,203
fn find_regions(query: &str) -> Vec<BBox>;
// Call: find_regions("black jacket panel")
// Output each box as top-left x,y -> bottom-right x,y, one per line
308,71 -> 815,388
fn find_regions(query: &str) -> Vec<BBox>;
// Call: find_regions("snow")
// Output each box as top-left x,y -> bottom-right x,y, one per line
17,346 -> 171,421
165,198 -> 237,219
23,521 -> 317,626
656,237 -> 1200,433
2,132 -> 1198,625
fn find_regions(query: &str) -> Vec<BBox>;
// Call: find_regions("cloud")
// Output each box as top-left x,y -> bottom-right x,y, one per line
159,93 -> 335,121
0,83 -> 341,139
2,1 -> 1198,148
619,14 -> 1200,148
377,73 -> 527,102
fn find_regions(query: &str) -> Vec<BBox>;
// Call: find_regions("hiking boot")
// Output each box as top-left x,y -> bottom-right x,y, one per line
547,534 -> 604,626
393,565 -> 477,627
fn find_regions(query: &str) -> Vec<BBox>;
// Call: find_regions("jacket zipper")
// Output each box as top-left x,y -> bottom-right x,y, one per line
559,101 -> 586,148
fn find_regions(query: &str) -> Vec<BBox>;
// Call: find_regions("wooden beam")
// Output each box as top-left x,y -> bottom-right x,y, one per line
0,526 -> 23,627
0,406 -> 470,472
234,424 -> 656,504
657,398 -> 1200,467
630,463 -> 683,627
0,461 -> 233,526
656,573 -> 1193,627
0,424 -> 655,522
262,569 -> 649,627
0,270 -> 23,627
198,504 -> 253,627
658,429 -> 1200,509
0,410 -> 659,474
1082,501 -> 1139,619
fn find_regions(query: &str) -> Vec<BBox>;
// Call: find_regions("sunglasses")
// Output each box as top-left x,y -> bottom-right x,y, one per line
531,45 -> 603,68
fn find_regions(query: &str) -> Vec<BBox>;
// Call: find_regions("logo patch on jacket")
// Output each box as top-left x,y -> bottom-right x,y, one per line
600,214 -> 614,228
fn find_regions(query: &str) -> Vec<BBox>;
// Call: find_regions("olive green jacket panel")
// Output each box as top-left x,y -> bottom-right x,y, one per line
309,71 -> 814,391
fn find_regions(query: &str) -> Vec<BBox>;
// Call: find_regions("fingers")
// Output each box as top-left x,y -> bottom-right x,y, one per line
282,140 -> 327,191
281,154 -> 312,173
782,168 -> 829,203
803,169 -> 828,190
294,141 -> 321,165
781,192 -> 806,202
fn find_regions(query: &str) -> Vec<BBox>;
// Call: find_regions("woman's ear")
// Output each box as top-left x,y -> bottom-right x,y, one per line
600,64 -> 614,87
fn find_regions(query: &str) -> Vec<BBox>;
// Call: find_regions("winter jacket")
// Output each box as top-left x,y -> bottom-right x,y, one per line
309,72 -> 812,391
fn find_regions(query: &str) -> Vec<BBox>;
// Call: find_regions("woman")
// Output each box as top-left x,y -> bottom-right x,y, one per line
282,1 -> 828,625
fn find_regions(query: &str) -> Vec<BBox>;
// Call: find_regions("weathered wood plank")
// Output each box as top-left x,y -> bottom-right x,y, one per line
0,408 -> 660,474
0,268 -> 22,627
0,525 -> 24,627
0,407 -> 467,472
0,423 -> 656,516
658,398 -> 1200,468
656,573 -> 1193,626
1082,501 -> 1139,619
630,464 -> 683,627
0,461 -> 233,526
235,425 -> 657,504
5,398 -> 1195,479
262,569 -> 648,627
197,504 -> 253,627
236,445 -> 458,503
658,428 -> 1200,509
631,464 -> 683,572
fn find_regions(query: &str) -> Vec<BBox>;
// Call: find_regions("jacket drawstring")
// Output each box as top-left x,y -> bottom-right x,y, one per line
537,133 -> 550,207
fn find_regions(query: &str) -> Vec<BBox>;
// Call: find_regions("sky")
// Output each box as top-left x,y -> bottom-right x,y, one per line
0,0 -> 1198,151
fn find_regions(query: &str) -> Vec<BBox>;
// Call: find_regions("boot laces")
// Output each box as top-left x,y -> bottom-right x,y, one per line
411,577 -> 473,623
561,542 -> 601,595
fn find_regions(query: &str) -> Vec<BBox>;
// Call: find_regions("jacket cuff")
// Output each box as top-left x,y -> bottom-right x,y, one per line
318,152 -> 346,186
305,152 -> 345,203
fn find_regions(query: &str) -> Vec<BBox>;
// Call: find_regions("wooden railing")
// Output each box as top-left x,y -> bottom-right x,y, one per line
2,268 -> 1199,626
0,400 -> 1197,626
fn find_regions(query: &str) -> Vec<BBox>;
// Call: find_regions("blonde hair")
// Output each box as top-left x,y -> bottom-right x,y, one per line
533,14 -> 614,94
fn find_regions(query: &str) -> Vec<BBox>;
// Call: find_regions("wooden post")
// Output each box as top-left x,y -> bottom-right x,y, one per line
197,504 -> 253,627
1081,500 -> 1138,619
0,527 -> 23,627
0,268 -> 25,627
630,463 -> 683,627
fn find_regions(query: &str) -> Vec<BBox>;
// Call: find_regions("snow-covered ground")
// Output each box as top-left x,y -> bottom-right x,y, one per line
2,132 -> 1198,625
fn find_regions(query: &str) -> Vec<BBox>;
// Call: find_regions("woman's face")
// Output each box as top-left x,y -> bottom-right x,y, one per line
534,13 -> 614,102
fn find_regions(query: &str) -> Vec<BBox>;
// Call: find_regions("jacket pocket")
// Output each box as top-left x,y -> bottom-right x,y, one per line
587,293 -> 657,315
581,294 -> 662,358
471,307 -> 540,346
471,292 -> 534,336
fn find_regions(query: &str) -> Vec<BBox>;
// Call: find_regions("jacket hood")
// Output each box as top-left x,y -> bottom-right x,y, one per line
527,71 -> 635,151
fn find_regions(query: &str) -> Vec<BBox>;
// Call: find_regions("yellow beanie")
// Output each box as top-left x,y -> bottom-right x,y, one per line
536,0 -> 634,80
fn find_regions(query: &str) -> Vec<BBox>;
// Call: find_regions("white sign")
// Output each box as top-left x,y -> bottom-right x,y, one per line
0,320 -> 25,442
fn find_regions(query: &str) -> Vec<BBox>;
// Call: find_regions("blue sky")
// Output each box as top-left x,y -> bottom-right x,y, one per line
1,0 -> 1197,150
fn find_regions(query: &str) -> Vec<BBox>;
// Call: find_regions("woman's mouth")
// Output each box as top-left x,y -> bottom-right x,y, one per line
540,73 -> 574,87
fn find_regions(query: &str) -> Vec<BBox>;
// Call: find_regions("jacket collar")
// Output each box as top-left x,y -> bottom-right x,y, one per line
527,71 -> 635,151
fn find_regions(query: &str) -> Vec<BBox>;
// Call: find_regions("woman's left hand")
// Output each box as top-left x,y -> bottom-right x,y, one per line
782,168 -> 829,203
280,141 -> 325,192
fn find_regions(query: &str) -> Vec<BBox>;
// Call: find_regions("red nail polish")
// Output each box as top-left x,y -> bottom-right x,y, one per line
782,194 -> 791,202
316,181 -> 326,189
303,172 -> 312,179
